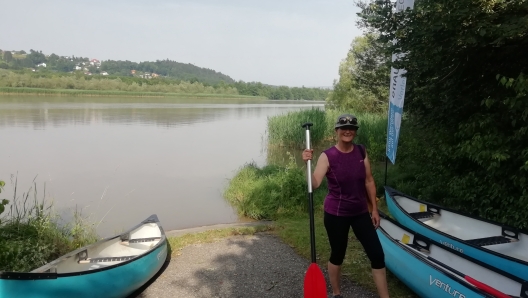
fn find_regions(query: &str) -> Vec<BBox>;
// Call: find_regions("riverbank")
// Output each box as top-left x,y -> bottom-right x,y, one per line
0,87 -> 266,99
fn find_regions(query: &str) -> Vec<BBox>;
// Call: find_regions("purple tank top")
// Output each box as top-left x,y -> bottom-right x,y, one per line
323,145 -> 369,217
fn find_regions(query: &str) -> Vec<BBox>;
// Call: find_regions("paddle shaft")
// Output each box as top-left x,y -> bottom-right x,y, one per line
426,255 -> 509,298
303,122 -> 317,263
302,122 -> 327,298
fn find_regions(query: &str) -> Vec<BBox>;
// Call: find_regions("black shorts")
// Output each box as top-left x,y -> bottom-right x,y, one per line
323,211 -> 385,269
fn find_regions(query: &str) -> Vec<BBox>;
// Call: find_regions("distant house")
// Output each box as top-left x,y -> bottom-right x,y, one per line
131,70 -> 136,75
90,59 -> 101,67
152,73 -> 159,78
37,63 -> 46,68
101,71 -> 109,76
74,66 -> 82,70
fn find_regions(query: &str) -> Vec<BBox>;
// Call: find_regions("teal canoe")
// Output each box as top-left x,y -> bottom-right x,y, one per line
0,214 -> 168,298
384,186 -> 528,281
378,212 -> 528,298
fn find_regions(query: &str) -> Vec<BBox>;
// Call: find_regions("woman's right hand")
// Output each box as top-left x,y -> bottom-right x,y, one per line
302,149 -> 314,163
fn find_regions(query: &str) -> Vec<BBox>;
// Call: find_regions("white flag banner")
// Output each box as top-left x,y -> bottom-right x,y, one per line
386,0 -> 415,164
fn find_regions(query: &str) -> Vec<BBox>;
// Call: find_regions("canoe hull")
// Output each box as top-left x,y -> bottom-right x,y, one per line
377,224 -> 489,298
0,214 -> 168,298
385,187 -> 528,281
1,242 -> 166,298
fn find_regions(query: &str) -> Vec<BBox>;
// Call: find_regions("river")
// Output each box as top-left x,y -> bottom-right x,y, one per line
0,96 -> 324,237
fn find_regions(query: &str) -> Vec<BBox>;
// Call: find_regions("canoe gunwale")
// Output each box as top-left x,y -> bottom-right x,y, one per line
0,214 -> 168,280
384,186 -> 528,236
384,186 -> 528,267
379,212 -> 528,286
377,213 -> 497,298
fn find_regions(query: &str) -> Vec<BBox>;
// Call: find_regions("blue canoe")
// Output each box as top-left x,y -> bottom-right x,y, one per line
378,212 -> 528,298
384,186 -> 528,281
0,214 -> 168,298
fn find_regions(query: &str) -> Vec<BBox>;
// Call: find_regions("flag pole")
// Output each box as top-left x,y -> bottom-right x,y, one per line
384,156 -> 388,186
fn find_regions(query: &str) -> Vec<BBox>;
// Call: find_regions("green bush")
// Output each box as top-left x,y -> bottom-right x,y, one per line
224,153 -> 328,220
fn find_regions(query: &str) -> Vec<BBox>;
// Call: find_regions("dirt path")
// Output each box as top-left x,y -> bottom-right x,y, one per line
126,223 -> 377,298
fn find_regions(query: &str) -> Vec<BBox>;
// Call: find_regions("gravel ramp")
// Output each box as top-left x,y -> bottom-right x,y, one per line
127,232 -> 378,298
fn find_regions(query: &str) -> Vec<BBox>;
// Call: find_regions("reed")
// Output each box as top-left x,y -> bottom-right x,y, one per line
0,177 -> 98,272
267,108 -> 388,162
267,108 -> 328,148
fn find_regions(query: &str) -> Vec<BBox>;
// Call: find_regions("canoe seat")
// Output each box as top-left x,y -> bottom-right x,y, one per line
120,237 -> 161,246
78,255 -> 137,264
127,237 -> 161,244
466,236 -> 513,246
409,211 -> 435,220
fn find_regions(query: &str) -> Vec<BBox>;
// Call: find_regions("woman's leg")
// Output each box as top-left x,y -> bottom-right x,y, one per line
351,213 -> 389,298
324,211 -> 351,296
372,267 -> 390,298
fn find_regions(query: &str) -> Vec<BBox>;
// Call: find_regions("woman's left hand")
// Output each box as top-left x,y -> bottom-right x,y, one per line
371,210 -> 380,229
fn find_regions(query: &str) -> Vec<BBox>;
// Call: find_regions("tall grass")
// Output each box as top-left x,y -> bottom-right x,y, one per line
268,108 -> 388,162
267,108 -> 327,148
0,87 -> 263,99
0,177 -> 98,272
223,153 -> 328,220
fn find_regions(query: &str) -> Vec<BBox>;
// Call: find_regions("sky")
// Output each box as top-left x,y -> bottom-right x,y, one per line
0,0 -> 364,87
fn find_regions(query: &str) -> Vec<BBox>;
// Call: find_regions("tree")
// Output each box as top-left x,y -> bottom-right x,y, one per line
327,34 -> 390,112
26,49 -> 47,66
47,53 -> 60,66
357,0 -> 528,227
3,51 -> 13,63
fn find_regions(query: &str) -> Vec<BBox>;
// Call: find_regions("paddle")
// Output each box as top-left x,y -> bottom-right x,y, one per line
302,122 -> 327,298
424,255 -> 510,298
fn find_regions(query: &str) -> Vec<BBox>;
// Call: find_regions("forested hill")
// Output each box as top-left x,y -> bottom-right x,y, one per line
0,49 -> 331,100
101,59 -> 235,85
0,49 -> 235,85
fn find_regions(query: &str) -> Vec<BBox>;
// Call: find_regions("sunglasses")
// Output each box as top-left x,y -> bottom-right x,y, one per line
337,116 -> 358,126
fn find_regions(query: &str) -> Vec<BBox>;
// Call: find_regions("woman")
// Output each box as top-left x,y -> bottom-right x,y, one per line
301,113 -> 389,298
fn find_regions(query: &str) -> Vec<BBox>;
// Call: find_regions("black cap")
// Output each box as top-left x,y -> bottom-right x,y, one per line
334,113 -> 359,129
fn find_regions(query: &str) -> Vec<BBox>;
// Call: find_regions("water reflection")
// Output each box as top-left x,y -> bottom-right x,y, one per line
0,96 -> 324,237
0,101 -> 317,129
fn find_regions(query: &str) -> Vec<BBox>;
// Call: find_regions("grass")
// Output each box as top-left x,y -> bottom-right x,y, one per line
267,108 -> 328,149
267,108 -> 388,162
0,178 -> 99,272
167,225 -> 274,257
0,87 -> 266,99
223,153 -> 329,220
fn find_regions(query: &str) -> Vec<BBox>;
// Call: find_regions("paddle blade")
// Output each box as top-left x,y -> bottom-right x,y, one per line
304,263 -> 327,298
464,276 -> 510,298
